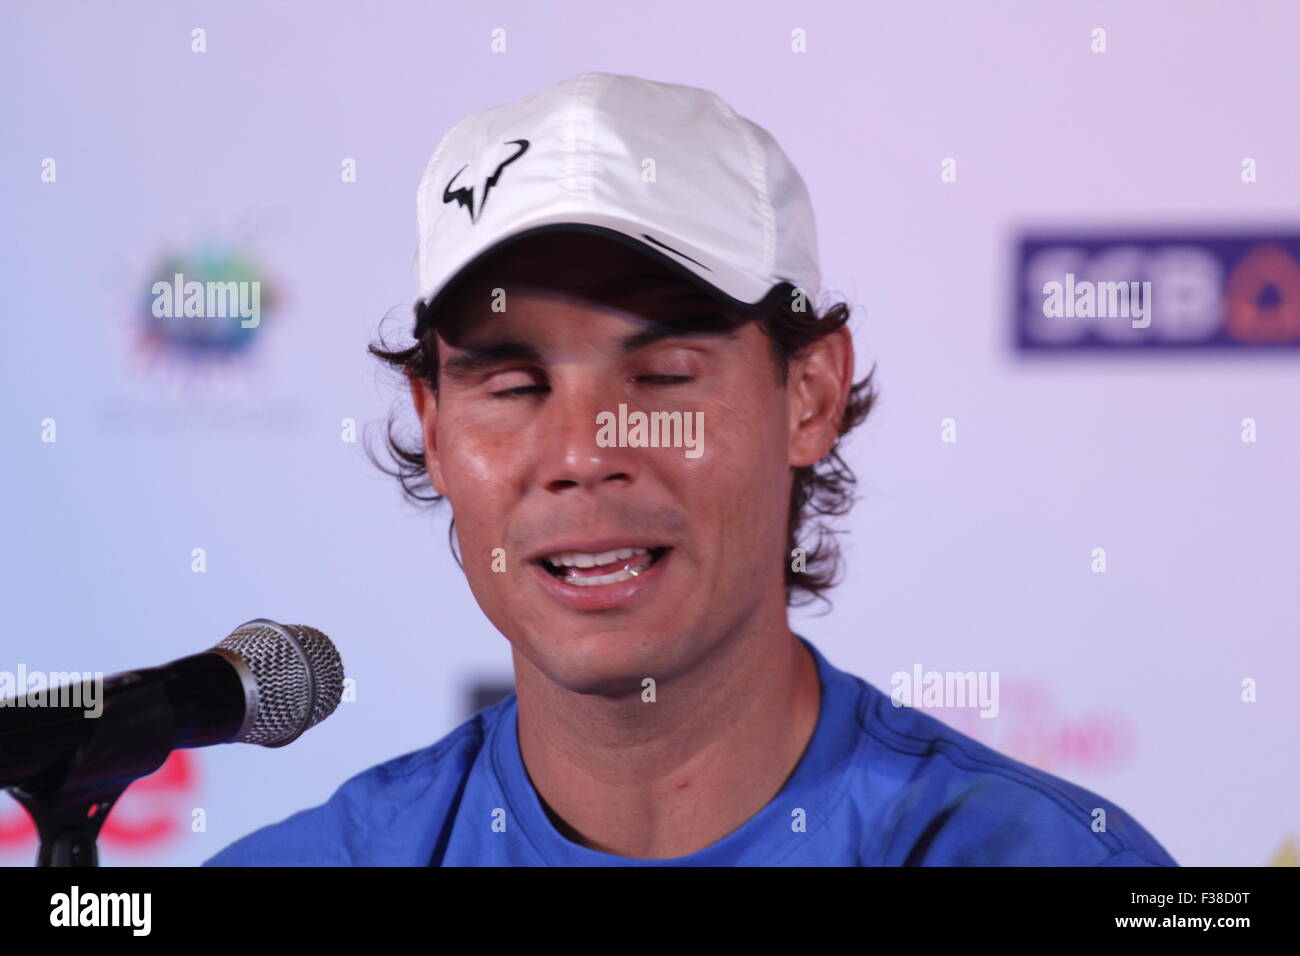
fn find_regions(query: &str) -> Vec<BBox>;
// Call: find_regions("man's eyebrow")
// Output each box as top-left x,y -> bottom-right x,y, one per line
617,315 -> 743,353
440,312 -> 743,381
441,341 -> 543,382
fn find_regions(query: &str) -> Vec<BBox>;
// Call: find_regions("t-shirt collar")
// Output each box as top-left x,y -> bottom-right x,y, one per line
488,635 -> 859,865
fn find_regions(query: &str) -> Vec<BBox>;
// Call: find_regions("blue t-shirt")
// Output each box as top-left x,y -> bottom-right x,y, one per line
203,638 -> 1177,866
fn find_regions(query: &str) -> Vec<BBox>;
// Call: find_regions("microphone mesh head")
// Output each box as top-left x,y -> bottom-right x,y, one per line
216,621 -> 344,746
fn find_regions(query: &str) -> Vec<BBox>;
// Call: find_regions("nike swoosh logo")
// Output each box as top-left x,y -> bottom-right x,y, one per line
641,233 -> 711,271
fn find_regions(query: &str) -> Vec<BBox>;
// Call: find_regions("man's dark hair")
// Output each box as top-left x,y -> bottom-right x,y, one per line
367,289 -> 878,610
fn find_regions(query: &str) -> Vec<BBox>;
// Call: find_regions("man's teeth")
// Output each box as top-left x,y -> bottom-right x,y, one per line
541,547 -> 660,587
563,564 -> 646,587
545,547 -> 649,568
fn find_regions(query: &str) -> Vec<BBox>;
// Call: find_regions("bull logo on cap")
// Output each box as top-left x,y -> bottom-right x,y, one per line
442,138 -> 530,224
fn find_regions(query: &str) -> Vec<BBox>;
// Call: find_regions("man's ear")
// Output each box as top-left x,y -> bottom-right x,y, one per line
408,373 -> 449,497
787,325 -> 854,469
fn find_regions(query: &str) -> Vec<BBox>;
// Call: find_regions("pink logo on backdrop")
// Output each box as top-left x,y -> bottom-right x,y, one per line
937,679 -> 1135,774
0,750 -> 198,855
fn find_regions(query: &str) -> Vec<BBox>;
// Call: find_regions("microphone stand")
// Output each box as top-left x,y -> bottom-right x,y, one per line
5,678 -> 175,866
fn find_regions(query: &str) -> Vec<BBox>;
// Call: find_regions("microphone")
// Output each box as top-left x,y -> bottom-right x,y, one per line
0,618 -> 345,792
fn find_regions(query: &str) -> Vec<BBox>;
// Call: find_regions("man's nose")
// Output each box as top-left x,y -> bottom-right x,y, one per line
534,378 -> 638,494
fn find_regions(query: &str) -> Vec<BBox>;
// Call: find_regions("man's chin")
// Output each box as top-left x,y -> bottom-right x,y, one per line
515,626 -> 693,698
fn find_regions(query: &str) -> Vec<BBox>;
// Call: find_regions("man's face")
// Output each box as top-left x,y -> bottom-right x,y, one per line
411,233 -> 819,696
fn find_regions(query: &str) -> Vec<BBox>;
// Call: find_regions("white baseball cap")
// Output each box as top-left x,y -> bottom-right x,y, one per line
413,70 -> 821,336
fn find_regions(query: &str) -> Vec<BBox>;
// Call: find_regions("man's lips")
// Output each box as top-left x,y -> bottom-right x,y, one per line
527,544 -> 674,611
537,546 -> 669,579
524,538 -> 674,566
520,536 -> 677,609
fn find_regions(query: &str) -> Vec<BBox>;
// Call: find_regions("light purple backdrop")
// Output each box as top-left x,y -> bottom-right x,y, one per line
2,0 -> 1296,866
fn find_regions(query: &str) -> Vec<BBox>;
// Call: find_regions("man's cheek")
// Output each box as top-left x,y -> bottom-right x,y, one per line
454,516 -> 513,597
705,417 -> 787,540
443,430 -> 518,489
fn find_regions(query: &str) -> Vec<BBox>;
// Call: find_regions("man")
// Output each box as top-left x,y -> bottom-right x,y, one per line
204,71 -> 1176,866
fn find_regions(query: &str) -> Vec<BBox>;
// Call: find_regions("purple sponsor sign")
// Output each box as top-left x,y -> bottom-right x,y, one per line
1014,231 -> 1300,350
